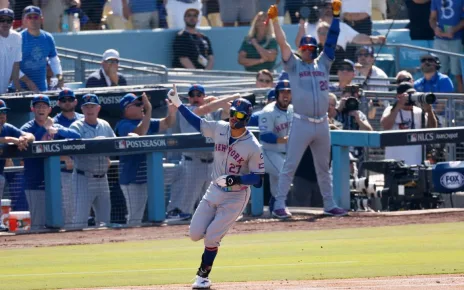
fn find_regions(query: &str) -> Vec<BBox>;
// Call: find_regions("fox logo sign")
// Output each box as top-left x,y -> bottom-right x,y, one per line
440,172 -> 464,190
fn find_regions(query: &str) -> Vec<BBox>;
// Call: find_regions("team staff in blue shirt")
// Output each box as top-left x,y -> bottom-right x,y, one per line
115,92 -> 177,225
18,6 -> 63,92
0,99 -> 35,201
20,95 -> 80,230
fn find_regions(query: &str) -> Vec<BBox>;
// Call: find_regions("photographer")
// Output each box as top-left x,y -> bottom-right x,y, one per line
380,82 -> 438,165
337,84 -> 376,120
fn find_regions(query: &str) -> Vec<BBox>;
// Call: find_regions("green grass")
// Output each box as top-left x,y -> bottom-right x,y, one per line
1,222 -> 463,290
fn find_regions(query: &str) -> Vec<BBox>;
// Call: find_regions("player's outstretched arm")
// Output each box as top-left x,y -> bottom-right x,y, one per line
323,0 -> 342,60
194,93 -> 241,116
168,84 -> 202,132
269,5 -> 292,62
56,125 -> 81,139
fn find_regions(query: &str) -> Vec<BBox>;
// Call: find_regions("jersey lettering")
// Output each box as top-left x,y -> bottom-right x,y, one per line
299,71 -> 326,78
228,163 -> 242,174
275,122 -> 289,133
319,80 -> 328,91
441,0 -> 455,19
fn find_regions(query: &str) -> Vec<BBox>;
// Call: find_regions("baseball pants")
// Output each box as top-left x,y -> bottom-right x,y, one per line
61,172 -> 74,227
0,174 -> 5,200
120,183 -> 147,225
72,172 -> 111,228
275,117 -> 336,211
167,156 -> 213,214
25,189 -> 46,230
263,150 -> 285,199
189,185 -> 250,248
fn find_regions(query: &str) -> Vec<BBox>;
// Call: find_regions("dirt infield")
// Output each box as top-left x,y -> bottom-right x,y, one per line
1,209 -> 463,249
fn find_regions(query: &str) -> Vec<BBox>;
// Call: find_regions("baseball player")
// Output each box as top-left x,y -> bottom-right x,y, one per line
0,99 -> 35,201
53,88 -> 84,228
168,84 -> 264,289
258,80 -> 293,216
69,94 -> 116,229
115,92 -> 177,225
166,84 -> 240,221
20,95 -> 81,230
268,0 -> 347,219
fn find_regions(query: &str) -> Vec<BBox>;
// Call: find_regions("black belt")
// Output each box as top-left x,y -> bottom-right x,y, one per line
76,169 -> 106,178
184,155 -> 214,163
61,168 -> 73,173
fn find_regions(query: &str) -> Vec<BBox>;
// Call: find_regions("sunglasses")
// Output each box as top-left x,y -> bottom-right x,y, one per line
300,46 -> 317,52
0,18 -> 13,24
59,97 -> 75,103
26,14 -> 40,20
230,109 -> 247,120
396,77 -> 411,84
105,59 -> 119,64
421,58 -> 435,63
258,78 -> 272,84
189,93 -> 203,98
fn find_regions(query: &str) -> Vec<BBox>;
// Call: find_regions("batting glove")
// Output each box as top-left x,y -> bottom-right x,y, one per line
332,0 -> 342,18
216,175 -> 242,187
167,88 -> 182,107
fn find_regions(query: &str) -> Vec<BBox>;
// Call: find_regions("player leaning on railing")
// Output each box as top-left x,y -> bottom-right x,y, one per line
167,84 -> 264,289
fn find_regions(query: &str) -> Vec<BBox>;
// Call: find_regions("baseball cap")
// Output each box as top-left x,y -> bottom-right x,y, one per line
82,94 -> 100,106
31,94 -> 51,106
356,46 -> 374,56
102,49 -> 120,61
58,88 -> 75,100
0,99 -> 10,111
338,59 -> 355,71
267,89 -> 276,101
0,8 -> 14,19
396,82 -> 415,95
188,84 -> 205,96
23,6 -> 42,17
120,93 -> 142,111
184,8 -> 200,17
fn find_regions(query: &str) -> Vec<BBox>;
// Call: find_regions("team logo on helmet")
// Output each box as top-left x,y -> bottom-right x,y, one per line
235,100 -> 241,106
284,82 -> 289,87
0,100 -> 4,106
306,36 -> 311,42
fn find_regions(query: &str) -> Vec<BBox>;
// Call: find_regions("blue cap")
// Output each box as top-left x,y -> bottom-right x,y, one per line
275,80 -> 291,91
82,94 -> 100,106
58,88 -> 75,99
23,6 -> 42,17
267,89 -> 276,101
299,35 -> 318,48
0,99 -> 10,111
120,93 -> 142,111
339,59 -> 355,70
278,71 -> 289,81
188,84 -> 205,96
0,8 -> 14,19
357,46 -> 374,56
31,94 -> 51,106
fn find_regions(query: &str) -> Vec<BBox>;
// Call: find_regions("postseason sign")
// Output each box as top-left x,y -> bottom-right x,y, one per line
380,127 -> 464,147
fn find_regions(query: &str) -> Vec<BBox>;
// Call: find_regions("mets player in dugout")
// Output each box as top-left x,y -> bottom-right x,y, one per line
269,0 -> 348,219
168,84 -> 264,289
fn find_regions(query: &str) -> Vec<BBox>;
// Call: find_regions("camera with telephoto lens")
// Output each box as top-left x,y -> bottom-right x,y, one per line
406,92 -> 436,106
342,85 -> 361,112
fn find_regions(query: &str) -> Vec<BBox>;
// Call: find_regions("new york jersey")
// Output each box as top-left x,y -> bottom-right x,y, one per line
258,103 -> 293,153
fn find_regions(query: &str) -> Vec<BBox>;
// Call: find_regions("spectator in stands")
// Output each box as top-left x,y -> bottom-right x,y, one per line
219,0 -> 257,27
202,0 -> 221,27
19,6 -> 64,92
255,69 -> 274,88
115,92 -> 177,225
0,99 -> 35,202
295,3 -> 385,71
166,84 -> 239,220
371,0 -> 386,20
128,0 -> 159,29
330,59 -> 355,92
172,8 -> 214,70
80,0 -> 105,30
380,82 -> 438,165
165,0 -> 202,29
430,0 -> 464,93
0,8 -> 21,94
405,0 -> 434,41
20,95 -> 81,230
106,0 -> 130,30
285,0 -> 313,24
238,11 -> 278,72
353,46 -> 389,92
86,49 -> 128,88
39,0 -> 80,33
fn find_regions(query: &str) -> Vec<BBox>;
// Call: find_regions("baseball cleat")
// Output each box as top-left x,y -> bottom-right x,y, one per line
272,208 -> 292,219
166,208 -> 192,221
324,207 -> 348,216
192,275 -> 211,289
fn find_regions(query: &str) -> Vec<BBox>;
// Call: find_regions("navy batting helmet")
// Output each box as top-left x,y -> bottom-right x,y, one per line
299,35 -> 318,59
230,98 -> 253,129
274,80 -> 291,99
267,89 -> 276,101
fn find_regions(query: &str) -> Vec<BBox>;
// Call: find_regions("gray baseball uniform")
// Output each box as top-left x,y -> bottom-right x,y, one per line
259,103 -> 293,199
189,120 -> 265,248
275,52 -> 337,211
167,106 -> 222,215
69,119 -> 115,228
